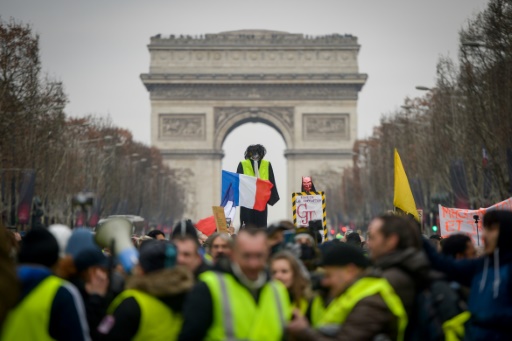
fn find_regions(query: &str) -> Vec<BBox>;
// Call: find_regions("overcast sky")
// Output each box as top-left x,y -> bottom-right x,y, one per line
2,0 -> 489,222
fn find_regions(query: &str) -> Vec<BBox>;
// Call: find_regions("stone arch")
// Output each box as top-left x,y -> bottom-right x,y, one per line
213,107 -> 294,151
143,30 -> 367,222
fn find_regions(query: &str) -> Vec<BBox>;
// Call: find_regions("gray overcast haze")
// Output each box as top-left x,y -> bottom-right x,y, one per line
1,0 -> 489,223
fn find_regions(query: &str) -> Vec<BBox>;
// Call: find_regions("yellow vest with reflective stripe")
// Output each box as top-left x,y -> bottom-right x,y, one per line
295,297 -> 309,316
310,295 -> 327,327
318,277 -> 408,341
241,159 -> 270,180
108,289 -> 182,341
200,270 -> 292,341
1,275 -> 63,341
442,311 -> 471,341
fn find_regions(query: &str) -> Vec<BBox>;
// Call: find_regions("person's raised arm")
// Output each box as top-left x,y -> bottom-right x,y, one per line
422,238 -> 480,286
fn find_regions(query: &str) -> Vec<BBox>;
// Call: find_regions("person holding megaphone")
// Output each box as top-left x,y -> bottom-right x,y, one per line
96,239 -> 194,340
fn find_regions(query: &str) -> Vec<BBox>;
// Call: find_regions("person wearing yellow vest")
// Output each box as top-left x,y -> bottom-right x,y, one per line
97,240 -> 194,341
270,250 -> 312,316
178,228 -> 292,341
1,228 -> 90,341
237,144 -> 280,227
287,242 -> 407,341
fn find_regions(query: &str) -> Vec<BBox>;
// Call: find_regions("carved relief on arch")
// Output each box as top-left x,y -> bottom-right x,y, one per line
213,107 -> 294,148
214,106 -> 293,130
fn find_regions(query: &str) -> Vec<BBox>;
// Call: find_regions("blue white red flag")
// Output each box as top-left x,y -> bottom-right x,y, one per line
221,170 -> 273,211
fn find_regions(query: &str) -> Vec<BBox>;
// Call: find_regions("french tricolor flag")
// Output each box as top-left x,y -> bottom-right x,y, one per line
222,170 -> 273,211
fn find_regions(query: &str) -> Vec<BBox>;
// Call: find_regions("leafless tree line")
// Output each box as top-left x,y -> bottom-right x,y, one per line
343,0 -> 512,229
0,18 -> 185,228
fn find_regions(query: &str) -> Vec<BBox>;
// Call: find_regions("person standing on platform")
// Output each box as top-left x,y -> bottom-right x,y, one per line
237,144 -> 279,228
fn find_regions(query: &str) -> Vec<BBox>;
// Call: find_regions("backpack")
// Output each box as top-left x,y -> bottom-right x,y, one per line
407,279 -> 467,341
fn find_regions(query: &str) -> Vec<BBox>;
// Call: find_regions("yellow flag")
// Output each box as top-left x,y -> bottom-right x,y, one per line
393,149 -> 419,221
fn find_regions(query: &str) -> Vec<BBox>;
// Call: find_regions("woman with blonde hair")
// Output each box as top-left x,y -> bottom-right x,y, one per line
270,250 -> 311,315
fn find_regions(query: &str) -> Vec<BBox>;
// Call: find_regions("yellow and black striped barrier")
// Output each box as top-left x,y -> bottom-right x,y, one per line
292,191 -> 327,241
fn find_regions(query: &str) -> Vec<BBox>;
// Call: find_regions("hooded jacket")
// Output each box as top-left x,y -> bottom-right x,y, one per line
423,221 -> 512,341
371,248 -> 431,318
97,266 -> 193,340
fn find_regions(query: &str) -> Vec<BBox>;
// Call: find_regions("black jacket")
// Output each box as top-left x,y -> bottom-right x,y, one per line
97,266 -> 194,340
178,262 -> 271,341
14,265 -> 90,341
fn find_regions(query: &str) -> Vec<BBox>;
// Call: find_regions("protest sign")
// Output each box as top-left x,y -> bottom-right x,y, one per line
439,197 -> 512,245
212,206 -> 229,233
292,191 -> 327,240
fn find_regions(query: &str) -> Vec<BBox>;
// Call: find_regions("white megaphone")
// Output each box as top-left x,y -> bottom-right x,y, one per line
95,217 -> 139,273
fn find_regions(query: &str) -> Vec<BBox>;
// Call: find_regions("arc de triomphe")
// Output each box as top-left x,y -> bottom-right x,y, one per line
141,30 -> 367,221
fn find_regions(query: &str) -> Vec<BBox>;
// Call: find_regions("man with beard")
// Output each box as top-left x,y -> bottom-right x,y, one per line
366,214 -> 431,335
179,228 -> 292,341
237,144 -> 279,228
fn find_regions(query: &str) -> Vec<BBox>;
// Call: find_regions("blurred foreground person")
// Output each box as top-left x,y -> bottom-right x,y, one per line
171,220 -> 212,277
287,242 -> 407,340
271,250 -> 311,315
267,222 -> 293,255
423,210 -> 512,340
295,227 -> 321,272
98,240 -> 193,340
0,227 -> 19,329
205,232 -> 233,264
345,232 -> 362,248
173,233 -> 211,279
179,228 -> 292,341
366,214 -> 429,319
147,229 -> 166,240
429,234 -> 442,252
1,229 -> 90,340
55,228 -> 112,340
441,233 -> 476,260
4,228 -> 21,261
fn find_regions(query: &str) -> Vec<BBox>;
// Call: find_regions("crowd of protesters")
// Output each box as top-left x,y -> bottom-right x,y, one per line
1,209 -> 512,341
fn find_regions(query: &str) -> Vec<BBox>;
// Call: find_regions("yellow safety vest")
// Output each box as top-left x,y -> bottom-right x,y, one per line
442,311 -> 471,341
317,277 -> 408,341
200,270 -> 292,341
107,289 -> 182,341
1,275 -> 63,341
310,295 -> 327,327
295,297 -> 309,316
204,253 -> 214,265
241,159 -> 270,180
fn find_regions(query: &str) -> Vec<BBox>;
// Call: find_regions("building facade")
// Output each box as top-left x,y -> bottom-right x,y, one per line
141,30 -> 367,220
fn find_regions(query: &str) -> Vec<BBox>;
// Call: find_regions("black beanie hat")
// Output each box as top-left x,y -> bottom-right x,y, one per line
319,242 -> 369,269
18,228 -> 59,268
139,240 -> 177,273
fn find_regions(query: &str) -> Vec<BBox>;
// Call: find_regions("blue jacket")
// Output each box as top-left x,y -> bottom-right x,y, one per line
14,265 -> 91,341
423,240 -> 512,340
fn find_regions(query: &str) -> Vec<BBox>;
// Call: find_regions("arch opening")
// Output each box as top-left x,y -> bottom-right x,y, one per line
214,109 -> 293,151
